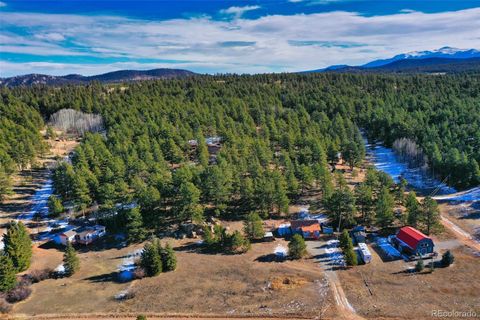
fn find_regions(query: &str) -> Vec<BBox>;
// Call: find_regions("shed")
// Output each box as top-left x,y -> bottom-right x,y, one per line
277,223 -> 291,237
395,226 -> 434,256
263,232 -> 275,242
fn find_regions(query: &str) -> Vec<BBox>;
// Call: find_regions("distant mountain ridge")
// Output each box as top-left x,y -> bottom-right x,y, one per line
0,68 -> 197,87
306,47 -> 480,73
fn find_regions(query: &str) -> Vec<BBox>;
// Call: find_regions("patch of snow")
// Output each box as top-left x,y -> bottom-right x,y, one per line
54,263 -> 65,274
366,143 -> 456,195
118,249 -> 143,272
18,179 -> 54,221
274,244 -> 287,257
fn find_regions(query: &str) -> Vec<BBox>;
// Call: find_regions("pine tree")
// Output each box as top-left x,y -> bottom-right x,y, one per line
421,197 -> 440,235
344,243 -> 358,267
272,171 -> 289,215
288,234 -> 307,259
227,231 -> 251,254
0,165 -> 12,202
339,229 -> 351,250
63,241 -> 80,276
3,221 -> 32,272
375,187 -> 395,228
406,191 -> 420,227
141,241 -> 162,276
175,181 -> 204,223
0,255 -> 17,292
355,183 -> 373,224
125,207 -> 146,243
48,195 -> 64,217
243,212 -> 265,240
162,243 -> 177,272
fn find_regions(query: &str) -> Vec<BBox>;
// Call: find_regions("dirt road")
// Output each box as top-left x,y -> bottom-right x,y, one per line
440,215 -> 480,252
306,240 -> 365,320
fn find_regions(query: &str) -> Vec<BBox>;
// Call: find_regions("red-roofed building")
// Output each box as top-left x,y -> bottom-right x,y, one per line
395,226 -> 434,255
290,220 -> 321,239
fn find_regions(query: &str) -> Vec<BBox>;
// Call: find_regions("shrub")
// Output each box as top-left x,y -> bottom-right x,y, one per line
288,234 -> 307,259
416,259 -> 424,272
6,285 -> 32,303
27,269 -> 51,283
0,297 -> 12,314
441,250 -> 455,267
137,315 -> 147,320
133,268 -> 145,279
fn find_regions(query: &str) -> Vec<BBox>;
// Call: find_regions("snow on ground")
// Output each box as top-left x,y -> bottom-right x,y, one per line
274,244 -> 287,258
18,178 -> 54,221
325,240 -> 345,267
366,144 -> 456,195
118,249 -> 143,272
433,187 -> 480,202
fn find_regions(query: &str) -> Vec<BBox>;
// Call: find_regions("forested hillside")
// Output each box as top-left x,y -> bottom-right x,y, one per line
2,73 -> 480,228
0,93 -> 46,200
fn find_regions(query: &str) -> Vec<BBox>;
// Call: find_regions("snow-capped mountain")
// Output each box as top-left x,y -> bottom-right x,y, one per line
362,47 -> 480,68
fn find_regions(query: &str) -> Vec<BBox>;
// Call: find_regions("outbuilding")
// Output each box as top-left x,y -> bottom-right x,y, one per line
395,226 -> 434,256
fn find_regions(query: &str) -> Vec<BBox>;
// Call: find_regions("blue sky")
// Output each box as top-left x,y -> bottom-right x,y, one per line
1,0 -> 479,76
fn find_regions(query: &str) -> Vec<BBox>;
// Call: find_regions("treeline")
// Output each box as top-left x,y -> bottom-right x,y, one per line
0,92 -> 46,201
42,77 -> 361,232
3,73 -> 479,228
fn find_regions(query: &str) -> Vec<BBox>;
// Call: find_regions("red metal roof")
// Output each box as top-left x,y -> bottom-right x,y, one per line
396,226 -> 430,249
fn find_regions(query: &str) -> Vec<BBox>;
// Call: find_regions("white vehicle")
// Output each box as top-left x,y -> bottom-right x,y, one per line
358,242 -> 372,264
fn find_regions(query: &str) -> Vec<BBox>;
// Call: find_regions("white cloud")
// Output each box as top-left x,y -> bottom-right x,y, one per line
35,32 -> 66,42
0,8 -> 479,76
220,5 -> 261,18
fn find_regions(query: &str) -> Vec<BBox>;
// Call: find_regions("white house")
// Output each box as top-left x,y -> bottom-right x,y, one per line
76,225 -> 106,245
58,230 -> 77,246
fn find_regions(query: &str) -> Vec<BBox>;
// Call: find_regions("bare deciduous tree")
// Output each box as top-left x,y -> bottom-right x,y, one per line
49,109 -> 104,136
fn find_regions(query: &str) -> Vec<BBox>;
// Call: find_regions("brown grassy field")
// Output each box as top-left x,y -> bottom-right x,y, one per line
337,242 -> 480,320
12,239 -> 334,319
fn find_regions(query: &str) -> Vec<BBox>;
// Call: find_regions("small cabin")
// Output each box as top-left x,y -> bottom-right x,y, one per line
395,226 -> 434,256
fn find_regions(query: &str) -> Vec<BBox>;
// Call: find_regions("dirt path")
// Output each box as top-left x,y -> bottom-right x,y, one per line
440,215 -> 480,252
10,314 -> 313,320
306,240 -> 365,320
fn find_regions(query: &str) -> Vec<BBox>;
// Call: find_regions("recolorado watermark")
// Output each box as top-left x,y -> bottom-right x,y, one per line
432,310 -> 479,318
